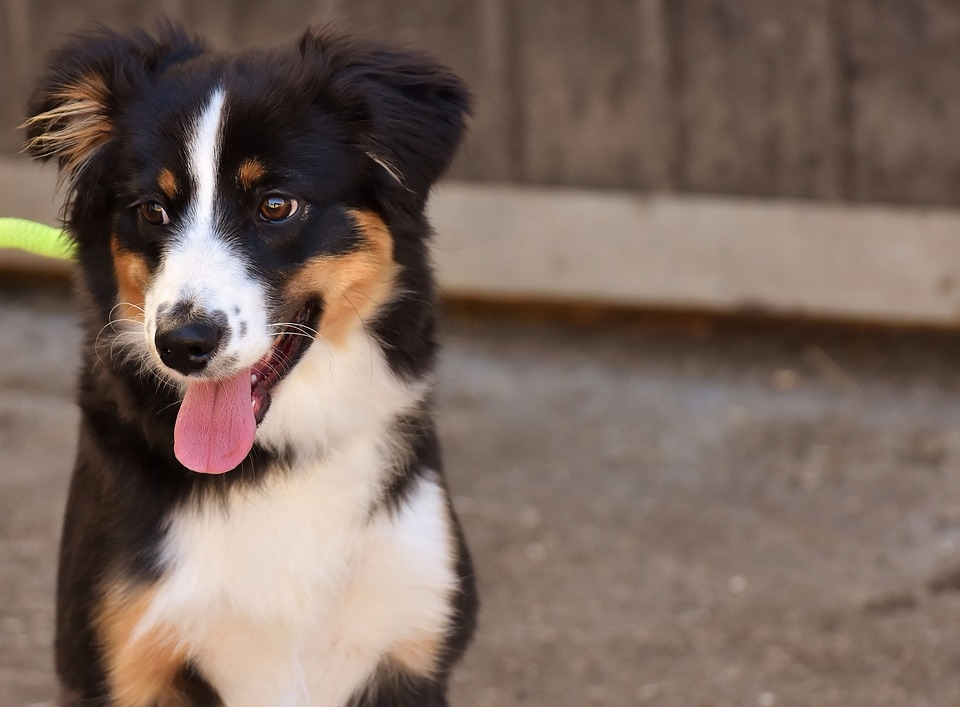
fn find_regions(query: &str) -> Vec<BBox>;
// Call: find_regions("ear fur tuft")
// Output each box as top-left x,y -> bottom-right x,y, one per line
23,72 -> 113,180
23,23 -> 205,186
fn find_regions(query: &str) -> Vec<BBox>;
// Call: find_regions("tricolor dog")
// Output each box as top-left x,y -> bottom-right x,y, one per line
25,24 -> 476,706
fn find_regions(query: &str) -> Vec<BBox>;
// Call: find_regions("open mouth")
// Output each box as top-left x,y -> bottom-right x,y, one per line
173,301 -> 319,475
250,303 -> 317,423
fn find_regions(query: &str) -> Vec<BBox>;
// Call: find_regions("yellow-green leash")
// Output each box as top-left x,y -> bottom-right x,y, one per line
0,217 -> 75,260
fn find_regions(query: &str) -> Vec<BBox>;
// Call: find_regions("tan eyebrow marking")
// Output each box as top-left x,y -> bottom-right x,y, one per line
158,168 -> 179,199
237,158 -> 266,190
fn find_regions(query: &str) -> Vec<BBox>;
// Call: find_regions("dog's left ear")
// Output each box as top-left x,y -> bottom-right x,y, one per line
301,31 -> 471,214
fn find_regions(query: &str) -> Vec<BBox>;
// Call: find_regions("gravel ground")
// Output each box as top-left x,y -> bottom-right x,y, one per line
5,283 -> 960,706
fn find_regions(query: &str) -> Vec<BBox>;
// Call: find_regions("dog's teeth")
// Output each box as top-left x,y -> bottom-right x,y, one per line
251,374 -> 258,384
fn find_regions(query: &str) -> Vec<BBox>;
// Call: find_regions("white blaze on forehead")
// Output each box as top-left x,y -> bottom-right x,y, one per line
189,87 -> 226,228
144,87 -> 272,375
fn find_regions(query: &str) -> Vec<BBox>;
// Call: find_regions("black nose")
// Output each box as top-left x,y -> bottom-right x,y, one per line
155,317 -> 224,375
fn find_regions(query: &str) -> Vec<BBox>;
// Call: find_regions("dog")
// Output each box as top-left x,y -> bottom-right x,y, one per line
24,23 -> 476,707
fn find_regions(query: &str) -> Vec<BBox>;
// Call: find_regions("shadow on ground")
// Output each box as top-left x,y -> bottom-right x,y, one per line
5,284 -> 960,706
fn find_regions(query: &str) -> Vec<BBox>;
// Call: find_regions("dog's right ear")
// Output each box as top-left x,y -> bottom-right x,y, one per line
23,24 -> 204,184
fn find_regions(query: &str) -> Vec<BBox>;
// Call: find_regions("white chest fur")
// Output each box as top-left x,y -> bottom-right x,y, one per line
138,456 -> 456,707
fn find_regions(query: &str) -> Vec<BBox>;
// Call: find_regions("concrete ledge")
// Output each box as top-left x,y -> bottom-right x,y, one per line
5,157 -> 960,327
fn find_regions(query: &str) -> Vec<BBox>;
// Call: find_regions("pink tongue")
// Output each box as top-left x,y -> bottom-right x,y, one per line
174,369 -> 256,474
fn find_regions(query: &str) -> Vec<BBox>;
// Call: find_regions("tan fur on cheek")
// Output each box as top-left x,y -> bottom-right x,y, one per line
285,209 -> 399,346
111,236 -> 150,323
97,584 -> 187,707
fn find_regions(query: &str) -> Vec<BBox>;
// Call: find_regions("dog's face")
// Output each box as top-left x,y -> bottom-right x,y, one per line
25,26 -> 468,473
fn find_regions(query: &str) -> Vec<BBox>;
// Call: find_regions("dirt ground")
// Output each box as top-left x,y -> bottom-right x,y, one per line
5,283 -> 960,706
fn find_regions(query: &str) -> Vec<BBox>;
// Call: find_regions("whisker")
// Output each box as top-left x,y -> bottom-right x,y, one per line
265,331 -> 317,341
343,287 -> 385,310
157,398 -> 184,414
267,322 -> 319,337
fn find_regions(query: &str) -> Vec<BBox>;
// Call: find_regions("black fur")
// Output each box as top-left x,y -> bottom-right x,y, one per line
27,24 -> 475,705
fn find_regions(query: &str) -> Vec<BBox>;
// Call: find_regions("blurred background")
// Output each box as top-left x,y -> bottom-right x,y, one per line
6,2 -> 960,706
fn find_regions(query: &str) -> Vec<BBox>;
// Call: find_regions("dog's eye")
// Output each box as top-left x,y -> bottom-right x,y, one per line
259,195 -> 299,222
138,202 -> 170,226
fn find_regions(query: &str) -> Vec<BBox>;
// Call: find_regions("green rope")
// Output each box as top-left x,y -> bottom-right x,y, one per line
0,217 -> 75,260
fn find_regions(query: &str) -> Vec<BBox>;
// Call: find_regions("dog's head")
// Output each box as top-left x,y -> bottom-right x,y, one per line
25,25 -> 469,473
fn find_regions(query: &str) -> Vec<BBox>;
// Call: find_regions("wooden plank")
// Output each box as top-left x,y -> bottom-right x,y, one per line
430,182 -> 960,326
673,0 -> 844,199
515,0 -> 676,189
221,0 -> 335,48
0,0 -> 34,154
0,158 -> 59,226
845,1 -> 960,205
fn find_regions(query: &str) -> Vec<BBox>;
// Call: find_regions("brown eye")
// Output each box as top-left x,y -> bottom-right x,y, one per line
259,195 -> 299,222
138,202 -> 169,226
